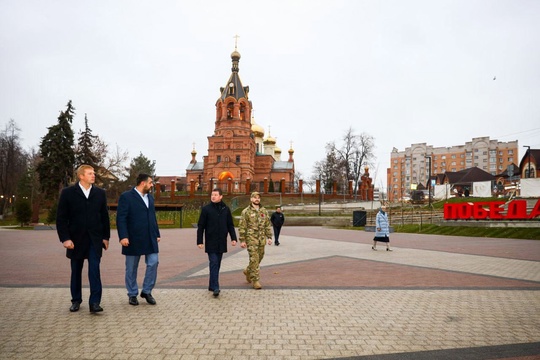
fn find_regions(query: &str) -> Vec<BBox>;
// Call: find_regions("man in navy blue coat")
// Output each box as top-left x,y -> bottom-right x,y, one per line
197,188 -> 237,297
56,165 -> 110,313
117,173 -> 161,306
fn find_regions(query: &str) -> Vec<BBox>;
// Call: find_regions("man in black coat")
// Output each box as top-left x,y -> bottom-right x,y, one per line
117,174 -> 161,306
197,188 -> 237,297
270,206 -> 285,246
56,165 -> 110,313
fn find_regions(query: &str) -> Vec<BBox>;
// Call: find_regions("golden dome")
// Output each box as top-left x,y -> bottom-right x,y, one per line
251,123 -> 264,137
274,146 -> 282,154
264,135 -> 276,144
231,50 -> 241,60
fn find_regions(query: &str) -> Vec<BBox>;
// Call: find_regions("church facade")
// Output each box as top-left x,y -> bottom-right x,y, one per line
186,48 -> 295,194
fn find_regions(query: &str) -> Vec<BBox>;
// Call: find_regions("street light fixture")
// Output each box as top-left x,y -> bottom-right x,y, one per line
523,145 -> 531,178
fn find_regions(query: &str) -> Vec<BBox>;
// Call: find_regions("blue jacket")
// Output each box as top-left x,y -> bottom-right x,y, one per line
116,188 -> 160,256
375,210 -> 389,237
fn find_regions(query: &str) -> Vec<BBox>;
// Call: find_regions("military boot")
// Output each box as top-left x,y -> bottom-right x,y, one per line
243,269 -> 251,283
253,281 -> 262,289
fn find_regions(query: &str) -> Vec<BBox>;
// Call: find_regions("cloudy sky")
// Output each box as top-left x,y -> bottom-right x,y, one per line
1,0 -> 539,191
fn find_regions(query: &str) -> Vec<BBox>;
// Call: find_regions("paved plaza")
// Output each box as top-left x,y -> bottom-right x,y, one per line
0,226 -> 539,359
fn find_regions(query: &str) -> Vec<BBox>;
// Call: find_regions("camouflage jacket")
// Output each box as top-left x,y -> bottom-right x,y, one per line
238,204 -> 273,244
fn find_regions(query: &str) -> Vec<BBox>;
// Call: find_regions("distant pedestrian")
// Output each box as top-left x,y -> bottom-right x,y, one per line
238,192 -> 273,289
117,174 -> 161,306
372,205 -> 392,251
270,206 -> 285,246
56,165 -> 110,313
197,188 -> 237,297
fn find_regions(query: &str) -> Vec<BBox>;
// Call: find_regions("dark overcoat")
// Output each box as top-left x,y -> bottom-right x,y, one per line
271,211 -> 285,227
116,188 -> 160,256
56,183 -> 110,259
197,201 -> 237,253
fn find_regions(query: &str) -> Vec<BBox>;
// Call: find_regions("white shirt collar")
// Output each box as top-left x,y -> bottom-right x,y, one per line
135,187 -> 149,207
79,182 -> 92,198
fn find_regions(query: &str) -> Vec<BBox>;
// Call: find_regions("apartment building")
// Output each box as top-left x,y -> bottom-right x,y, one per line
387,136 -> 518,202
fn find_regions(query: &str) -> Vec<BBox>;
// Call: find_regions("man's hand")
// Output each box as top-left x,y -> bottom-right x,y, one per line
63,240 -> 75,249
267,239 -> 272,245
197,244 -> 204,249
240,242 -> 247,248
157,237 -> 161,242
120,238 -> 129,247
231,240 -> 237,247
102,240 -> 109,250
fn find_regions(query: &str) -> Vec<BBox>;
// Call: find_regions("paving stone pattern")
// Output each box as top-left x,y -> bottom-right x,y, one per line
0,227 -> 539,360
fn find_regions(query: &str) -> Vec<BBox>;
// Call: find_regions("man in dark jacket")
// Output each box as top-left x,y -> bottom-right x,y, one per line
197,188 -> 237,297
117,174 -> 161,306
56,165 -> 110,313
270,206 -> 285,246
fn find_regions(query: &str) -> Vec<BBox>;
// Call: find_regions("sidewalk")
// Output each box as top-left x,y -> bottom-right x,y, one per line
0,227 -> 539,359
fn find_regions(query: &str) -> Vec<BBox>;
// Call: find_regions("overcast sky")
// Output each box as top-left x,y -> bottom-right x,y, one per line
1,0 -> 539,191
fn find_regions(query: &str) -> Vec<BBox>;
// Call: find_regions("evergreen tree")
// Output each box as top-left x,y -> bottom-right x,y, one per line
125,152 -> 156,187
75,114 -> 99,168
36,101 -> 76,201
15,199 -> 32,226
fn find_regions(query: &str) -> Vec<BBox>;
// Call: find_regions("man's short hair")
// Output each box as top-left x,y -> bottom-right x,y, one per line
136,173 -> 151,186
212,188 -> 223,195
77,164 -> 94,178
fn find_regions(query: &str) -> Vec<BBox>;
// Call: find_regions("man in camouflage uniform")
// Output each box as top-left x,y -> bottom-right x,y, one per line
239,192 -> 273,289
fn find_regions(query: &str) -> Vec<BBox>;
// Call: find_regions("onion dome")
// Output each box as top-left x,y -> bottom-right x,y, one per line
263,135 -> 276,145
251,118 -> 264,138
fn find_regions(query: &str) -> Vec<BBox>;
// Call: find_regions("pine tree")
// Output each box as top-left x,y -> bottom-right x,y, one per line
125,152 -> 156,187
75,114 -> 99,168
37,101 -> 76,201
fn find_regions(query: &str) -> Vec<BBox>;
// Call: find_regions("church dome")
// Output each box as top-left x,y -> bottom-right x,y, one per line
231,50 -> 241,60
264,135 -> 276,145
251,123 -> 264,137
275,146 -> 282,154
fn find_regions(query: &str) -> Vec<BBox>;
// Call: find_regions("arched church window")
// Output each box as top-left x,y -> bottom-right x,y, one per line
227,103 -> 234,119
240,103 -> 246,120
228,83 -> 234,96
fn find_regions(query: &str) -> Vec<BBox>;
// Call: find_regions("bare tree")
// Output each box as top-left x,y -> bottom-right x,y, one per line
350,132 -> 375,197
327,128 -> 375,197
312,146 -> 343,193
0,120 -> 28,215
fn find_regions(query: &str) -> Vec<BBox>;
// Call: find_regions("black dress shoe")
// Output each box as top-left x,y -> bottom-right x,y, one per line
213,289 -> 220,297
69,302 -> 81,312
141,292 -> 156,305
129,296 -> 139,306
275,242 -> 280,246
89,303 -> 103,313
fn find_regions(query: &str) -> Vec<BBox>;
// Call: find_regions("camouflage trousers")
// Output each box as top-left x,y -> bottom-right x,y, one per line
245,238 -> 266,282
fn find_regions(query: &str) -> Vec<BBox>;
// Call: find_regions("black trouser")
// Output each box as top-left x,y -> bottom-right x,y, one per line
70,243 -> 102,305
273,225 -> 282,243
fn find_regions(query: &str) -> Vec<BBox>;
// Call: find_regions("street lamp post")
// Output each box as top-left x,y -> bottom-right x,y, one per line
424,155 -> 432,208
523,145 -> 531,178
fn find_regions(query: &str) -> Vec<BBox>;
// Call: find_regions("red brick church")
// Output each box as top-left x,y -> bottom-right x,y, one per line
186,47 -> 295,194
